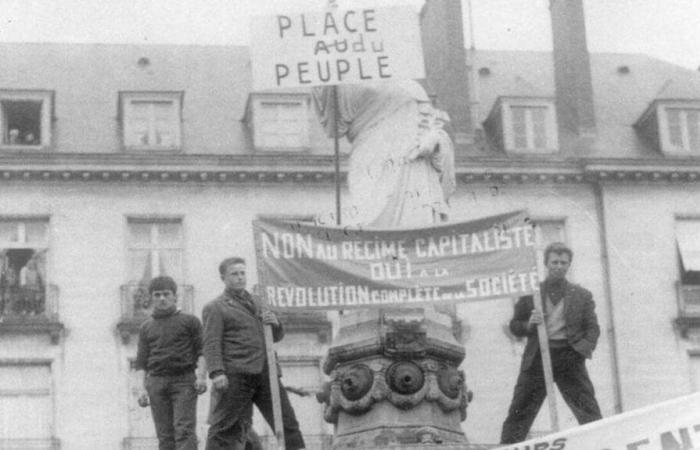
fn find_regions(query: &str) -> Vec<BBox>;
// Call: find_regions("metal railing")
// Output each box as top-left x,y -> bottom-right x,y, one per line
119,283 -> 194,321
0,438 -> 61,450
677,283 -> 700,316
0,284 -> 59,321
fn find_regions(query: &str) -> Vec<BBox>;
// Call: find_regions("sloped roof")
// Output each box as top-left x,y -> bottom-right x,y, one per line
2,43 -> 700,160
473,50 -> 700,158
0,42 -> 254,154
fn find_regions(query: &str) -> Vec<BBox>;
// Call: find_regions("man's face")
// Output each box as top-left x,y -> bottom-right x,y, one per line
151,289 -> 177,312
222,263 -> 247,292
545,252 -> 571,281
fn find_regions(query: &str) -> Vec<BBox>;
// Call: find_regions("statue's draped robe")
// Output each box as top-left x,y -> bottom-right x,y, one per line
313,81 -> 455,228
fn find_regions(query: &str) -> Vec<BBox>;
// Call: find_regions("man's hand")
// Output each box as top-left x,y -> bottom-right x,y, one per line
261,310 -> 280,327
211,374 -> 229,391
195,378 -> 208,395
528,309 -> 544,331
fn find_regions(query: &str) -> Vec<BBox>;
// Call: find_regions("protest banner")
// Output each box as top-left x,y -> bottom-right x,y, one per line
249,6 -> 425,90
253,210 -> 538,310
494,392 -> 700,450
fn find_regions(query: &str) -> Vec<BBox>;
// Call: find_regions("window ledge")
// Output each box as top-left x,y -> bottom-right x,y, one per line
675,316 -> 700,339
0,438 -> 61,450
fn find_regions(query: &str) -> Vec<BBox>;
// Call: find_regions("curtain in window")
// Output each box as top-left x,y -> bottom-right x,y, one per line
667,109 -> 684,148
677,220 -> 700,272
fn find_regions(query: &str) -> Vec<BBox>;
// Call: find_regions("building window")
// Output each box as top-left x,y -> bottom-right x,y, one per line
533,218 -> 567,269
127,218 -> 183,284
665,108 -> 700,154
483,97 -> 558,154
674,219 -> 700,338
125,219 -> 183,315
690,351 -> 700,392
511,106 -> 548,151
676,219 -> 700,285
0,91 -> 53,148
0,219 -> 49,317
245,94 -> 310,151
0,361 -> 54,442
120,92 -> 182,150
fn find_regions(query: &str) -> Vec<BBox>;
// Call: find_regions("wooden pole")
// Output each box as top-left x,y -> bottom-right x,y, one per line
533,288 -> 560,432
533,227 -> 559,432
264,325 -> 286,450
333,85 -> 341,226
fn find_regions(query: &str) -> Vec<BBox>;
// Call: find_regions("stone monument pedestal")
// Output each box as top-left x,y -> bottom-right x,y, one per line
318,308 -> 472,448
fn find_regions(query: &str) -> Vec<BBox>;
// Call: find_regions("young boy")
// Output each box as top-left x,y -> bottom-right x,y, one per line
135,276 -> 208,450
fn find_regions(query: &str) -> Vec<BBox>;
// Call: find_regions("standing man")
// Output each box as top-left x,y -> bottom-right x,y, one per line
500,242 -> 602,444
135,276 -> 208,450
203,257 -> 305,450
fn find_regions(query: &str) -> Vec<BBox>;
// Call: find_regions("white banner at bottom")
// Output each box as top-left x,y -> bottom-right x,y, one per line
495,392 -> 700,450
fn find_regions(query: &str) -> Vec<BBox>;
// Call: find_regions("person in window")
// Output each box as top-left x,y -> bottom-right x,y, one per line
134,276 -> 208,450
19,257 -> 43,315
7,128 -> 20,145
500,242 -> 602,444
203,257 -> 305,450
22,132 -> 37,145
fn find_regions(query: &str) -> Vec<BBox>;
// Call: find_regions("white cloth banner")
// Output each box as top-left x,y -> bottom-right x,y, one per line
249,6 -> 425,90
495,392 -> 700,450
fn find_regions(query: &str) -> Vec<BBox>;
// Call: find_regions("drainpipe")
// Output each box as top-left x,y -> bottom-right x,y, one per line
593,180 -> 623,413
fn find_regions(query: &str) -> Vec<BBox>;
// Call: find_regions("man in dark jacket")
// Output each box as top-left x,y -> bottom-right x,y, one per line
135,276 -> 207,450
203,257 -> 305,450
500,242 -> 602,444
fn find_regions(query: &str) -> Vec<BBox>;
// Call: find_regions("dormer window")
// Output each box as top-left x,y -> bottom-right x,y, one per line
483,97 -> 558,154
665,107 -> 700,154
0,90 -> 53,149
119,92 -> 183,151
244,93 -> 310,152
636,100 -> 700,156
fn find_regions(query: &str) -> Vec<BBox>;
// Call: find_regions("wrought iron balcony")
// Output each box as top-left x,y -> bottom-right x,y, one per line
0,284 -> 63,344
675,282 -> 700,338
0,438 -> 61,449
116,282 -> 194,344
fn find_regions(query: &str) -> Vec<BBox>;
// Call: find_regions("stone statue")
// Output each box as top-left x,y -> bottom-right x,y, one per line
312,80 -> 455,228
311,81 -> 469,448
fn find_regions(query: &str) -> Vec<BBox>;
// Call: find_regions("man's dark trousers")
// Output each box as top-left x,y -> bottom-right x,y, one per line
500,345 -> 602,444
146,372 -> 198,450
206,366 -> 305,450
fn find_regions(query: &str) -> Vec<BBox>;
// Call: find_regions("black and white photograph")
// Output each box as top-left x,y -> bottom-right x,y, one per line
0,0 -> 700,449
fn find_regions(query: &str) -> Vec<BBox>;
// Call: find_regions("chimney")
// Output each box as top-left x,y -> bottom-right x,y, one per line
420,0 -> 473,149
550,0 -> 596,137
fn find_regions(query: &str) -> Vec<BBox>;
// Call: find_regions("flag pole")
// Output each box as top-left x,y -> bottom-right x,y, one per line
333,84 -> 341,226
264,325 -> 286,450
254,282 -> 285,450
534,232 -> 559,432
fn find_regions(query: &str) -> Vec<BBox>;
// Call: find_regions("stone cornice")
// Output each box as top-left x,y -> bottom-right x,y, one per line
1,152 -> 700,184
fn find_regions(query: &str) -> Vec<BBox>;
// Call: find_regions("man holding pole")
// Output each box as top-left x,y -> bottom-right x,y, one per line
202,257 -> 305,450
500,242 -> 602,444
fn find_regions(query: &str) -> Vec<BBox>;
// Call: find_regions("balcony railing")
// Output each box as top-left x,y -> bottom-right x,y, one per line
0,438 -> 61,450
0,285 -> 63,343
117,283 -> 194,343
675,282 -> 700,337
